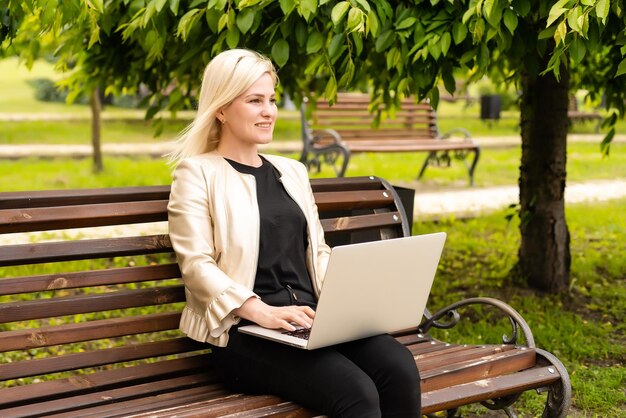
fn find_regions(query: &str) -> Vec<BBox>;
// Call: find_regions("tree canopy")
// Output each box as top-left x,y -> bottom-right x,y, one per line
2,0 -> 625,292
4,0 -> 625,123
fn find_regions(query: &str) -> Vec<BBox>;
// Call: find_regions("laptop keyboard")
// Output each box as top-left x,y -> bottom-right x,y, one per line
282,328 -> 311,340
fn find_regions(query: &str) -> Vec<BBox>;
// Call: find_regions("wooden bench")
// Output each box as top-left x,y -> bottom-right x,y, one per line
0,176 -> 570,417
567,95 -> 602,132
300,93 -> 481,185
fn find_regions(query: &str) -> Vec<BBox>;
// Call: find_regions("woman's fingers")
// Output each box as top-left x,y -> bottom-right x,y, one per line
273,306 -> 315,330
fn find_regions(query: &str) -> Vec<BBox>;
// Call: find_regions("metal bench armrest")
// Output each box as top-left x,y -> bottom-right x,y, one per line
420,297 -> 536,348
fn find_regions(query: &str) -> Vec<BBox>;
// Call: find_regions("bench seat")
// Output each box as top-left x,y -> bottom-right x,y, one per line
0,177 -> 570,417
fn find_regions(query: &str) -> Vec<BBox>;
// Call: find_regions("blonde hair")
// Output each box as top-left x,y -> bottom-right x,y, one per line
168,49 -> 277,166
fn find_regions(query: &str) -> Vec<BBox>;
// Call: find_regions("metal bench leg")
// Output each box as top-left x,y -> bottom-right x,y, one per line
417,151 -> 436,180
466,147 -> 480,186
337,148 -> 350,177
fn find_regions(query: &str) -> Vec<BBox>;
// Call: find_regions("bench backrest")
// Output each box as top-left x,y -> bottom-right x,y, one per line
302,93 -> 440,142
0,176 -> 410,392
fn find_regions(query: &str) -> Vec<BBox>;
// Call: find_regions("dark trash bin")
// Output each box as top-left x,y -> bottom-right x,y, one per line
480,94 -> 502,120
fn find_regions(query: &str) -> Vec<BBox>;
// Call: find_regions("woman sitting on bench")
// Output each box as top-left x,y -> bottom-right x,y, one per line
167,48 -> 421,417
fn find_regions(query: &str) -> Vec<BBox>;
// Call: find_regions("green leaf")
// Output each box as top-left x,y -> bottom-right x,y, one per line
155,0 -> 168,12
538,26 -> 557,39
375,29 -> 394,52
452,22 -> 467,44
271,39 -> 290,67
226,27 -> 240,48
169,0 -> 180,15
236,9 -> 255,33
555,20 -> 567,44
299,0 -> 317,21
503,10 -> 518,34
483,0 -> 502,27
616,57 -> 626,76
352,31 -> 364,54
547,7 -> 566,27
279,0 -> 297,15
239,0 -> 264,7
306,31 -> 324,54
367,9 -> 380,36
567,7 -> 582,33
601,127 -> 614,155
324,76 -> 337,102
347,8 -> 363,33
440,32 -> 451,55
428,38 -> 442,59
595,0 -> 609,25
218,13 -> 228,31
569,36 -> 586,63
91,0 -> 104,13
177,9 -> 202,40
328,33 -> 345,60
547,0 -> 570,26
331,2 -> 350,26
396,17 -> 417,30
354,0 -> 371,12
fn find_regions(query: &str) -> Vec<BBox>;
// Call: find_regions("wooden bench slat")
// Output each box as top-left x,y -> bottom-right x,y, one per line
0,200 -> 168,234
320,212 -> 403,233
421,366 -> 561,414
0,374 -> 219,418
420,348 -> 537,393
0,263 -> 180,296
0,178 -> 389,212
0,186 -> 171,210
0,234 -> 172,267
348,142 -> 478,152
0,337 -> 206,381
313,190 -> 394,211
0,355 -> 210,407
310,176 -> 388,192
19,384 -> 228,418
0,286 -> 184,323
0,312 -> 181,352
186,397 -> 312,418
416,344 -> 517,370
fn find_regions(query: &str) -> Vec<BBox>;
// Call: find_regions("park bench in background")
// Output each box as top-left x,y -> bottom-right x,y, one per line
0,177 -> 570,417
300,93 -> 481,185
567,94 -> 602,132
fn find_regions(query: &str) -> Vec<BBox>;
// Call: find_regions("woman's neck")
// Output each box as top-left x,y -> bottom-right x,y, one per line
216,142 -> 262,167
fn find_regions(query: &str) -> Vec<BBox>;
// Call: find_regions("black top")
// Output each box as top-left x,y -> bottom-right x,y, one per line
225,157 -> 317,309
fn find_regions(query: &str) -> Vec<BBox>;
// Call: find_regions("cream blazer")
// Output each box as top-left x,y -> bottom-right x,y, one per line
167,151 -> 331,347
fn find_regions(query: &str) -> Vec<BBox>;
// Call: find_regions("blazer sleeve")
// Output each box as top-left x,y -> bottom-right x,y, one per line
167,159 -> 256,341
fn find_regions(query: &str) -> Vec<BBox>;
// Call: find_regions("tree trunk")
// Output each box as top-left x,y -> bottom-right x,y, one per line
518,54 -> 571,293
90,87 -> 104,173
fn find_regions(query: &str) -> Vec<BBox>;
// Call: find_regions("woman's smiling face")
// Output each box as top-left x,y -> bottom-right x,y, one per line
218,73 -> 278,148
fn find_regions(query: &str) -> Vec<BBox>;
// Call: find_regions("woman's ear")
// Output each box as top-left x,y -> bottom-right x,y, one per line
216,109 -> 225,124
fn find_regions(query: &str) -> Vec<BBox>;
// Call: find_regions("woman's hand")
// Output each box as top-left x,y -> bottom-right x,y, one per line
234,297 -> 315,331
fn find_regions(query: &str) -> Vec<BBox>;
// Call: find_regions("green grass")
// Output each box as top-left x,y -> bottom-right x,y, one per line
306,141 -> 626,187
0,140 -> 624,192
412,199 -> 626,417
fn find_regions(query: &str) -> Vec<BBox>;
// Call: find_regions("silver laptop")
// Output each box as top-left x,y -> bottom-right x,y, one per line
238,232 -> 446,350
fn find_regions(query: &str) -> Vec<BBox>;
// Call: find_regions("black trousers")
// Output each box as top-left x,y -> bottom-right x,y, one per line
211,328 -> 421,417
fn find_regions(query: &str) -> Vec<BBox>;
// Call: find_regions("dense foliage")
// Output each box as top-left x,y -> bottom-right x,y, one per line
2,0 -> 626,292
